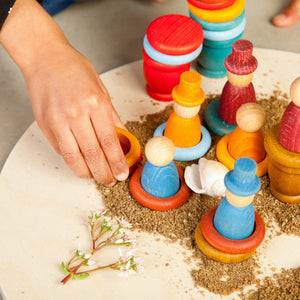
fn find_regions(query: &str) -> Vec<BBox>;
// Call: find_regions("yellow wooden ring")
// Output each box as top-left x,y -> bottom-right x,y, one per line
195,220 -> 256,263
187,0 -> 245,23
216,133 -> 269,177
115,127 -> 142,168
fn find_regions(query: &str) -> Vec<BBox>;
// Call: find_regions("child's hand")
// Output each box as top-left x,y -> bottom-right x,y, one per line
272,0 -> 300,27
1,0 -> 130,186
23,45 -> 129,186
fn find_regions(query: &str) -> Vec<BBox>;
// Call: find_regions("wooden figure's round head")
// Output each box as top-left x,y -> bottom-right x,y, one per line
173,102 -> 201,118
225,189 -> 255,208
227,71 -> 254,87
236,103 -> 265,132
290,77 -> 300,107
145,136 -> 175,166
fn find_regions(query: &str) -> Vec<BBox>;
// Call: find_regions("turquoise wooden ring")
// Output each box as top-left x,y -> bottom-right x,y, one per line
201,206 -> 265,254
189,10 -> 245,31
204,32 -> 243,48
204,17 -> 246,41
143,35 -> 203,66
204,99 -> 237,136
197,33 -> 243,78
153,122 -> 211,161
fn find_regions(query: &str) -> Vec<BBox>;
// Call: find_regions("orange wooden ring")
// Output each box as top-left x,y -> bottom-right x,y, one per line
116,127 -> 142,175
195,221 -> 256,263
129,165 -> 190,211
201,206 -> 265,254
216,133 -> 269,177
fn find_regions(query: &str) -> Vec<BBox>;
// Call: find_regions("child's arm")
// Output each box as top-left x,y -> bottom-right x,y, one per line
0,0 -> 129,186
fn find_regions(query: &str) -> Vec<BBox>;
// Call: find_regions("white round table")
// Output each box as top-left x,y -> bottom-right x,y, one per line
0,49 -> 299,300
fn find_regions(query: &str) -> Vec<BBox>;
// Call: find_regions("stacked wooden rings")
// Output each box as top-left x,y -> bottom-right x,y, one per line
187,0 -> 246,78
195,206 -> 265,263
143,14 -> 204,101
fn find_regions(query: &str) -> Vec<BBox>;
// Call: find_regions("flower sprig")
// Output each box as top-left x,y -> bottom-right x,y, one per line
61,210 -> 142,284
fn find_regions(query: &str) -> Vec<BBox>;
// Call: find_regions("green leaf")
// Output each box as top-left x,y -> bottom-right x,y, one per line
61,262 -> 70,275
73,273 -> 89,280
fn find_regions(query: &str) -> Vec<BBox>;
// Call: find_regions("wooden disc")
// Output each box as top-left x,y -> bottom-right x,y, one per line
146,15 -> 203,55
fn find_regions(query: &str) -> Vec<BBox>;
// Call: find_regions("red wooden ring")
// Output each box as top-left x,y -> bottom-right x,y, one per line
187,0 -> 236,11
194,0 -> 232,3
201,206 -> 265,254
195,221 -> 256,263
129,165 -> 190,211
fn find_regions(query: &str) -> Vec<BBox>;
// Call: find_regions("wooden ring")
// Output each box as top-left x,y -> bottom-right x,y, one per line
187,0 -> 236,11
204,100 -> 237,137
153,122 -> 211,161
144,35 -> 203,66
190,10 -> 245,31
216,133 -> 269,177
116,127 -> 142,175
129,165 -> 190,211
195,220 -> 256,263
194,0 -> 233,3
201,206 -> 265,254
203,17 -> 246,42
187,0 -> 245,23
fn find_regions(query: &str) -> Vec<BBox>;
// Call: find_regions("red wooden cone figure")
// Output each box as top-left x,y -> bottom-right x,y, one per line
278,77 -> 300,153
218,40 -> 258,125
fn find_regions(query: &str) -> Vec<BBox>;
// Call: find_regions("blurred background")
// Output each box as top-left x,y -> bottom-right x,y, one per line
1,0 -> 300,171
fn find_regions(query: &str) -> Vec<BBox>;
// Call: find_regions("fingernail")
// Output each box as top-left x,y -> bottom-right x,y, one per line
116,172 -> 128,181
105,181 -> 116,187
275,14 -> 287,22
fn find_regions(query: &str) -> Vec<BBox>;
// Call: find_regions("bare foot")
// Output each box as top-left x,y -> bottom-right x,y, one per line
272,0 -> 300,27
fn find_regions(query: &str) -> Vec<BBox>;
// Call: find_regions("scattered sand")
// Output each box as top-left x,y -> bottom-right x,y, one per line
97,91 -> 299,299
